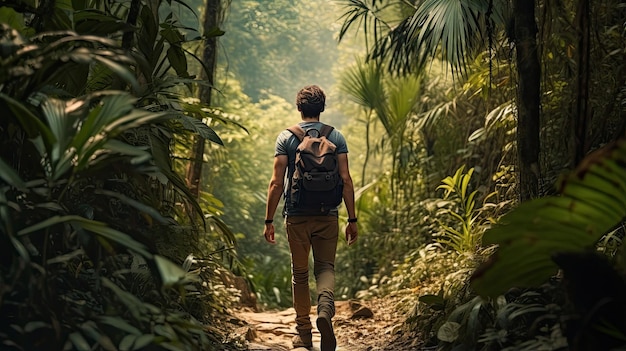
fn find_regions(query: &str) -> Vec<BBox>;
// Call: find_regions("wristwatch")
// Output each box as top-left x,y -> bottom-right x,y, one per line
347,218 -> 357,223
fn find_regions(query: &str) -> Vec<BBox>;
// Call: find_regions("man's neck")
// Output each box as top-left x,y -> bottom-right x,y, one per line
301,116 -> 320,122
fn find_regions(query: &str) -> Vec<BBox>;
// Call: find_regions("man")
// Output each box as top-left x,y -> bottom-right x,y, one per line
263,85 -> 358,351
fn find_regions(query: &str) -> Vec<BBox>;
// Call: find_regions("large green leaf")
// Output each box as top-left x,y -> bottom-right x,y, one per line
74,9 -> 132,36
101,277 -> 146,321
31,93 -> 165,179
102,139 -> 153,166
78,321 -> 117,351
68,332 -> 91,351
0,8 -> 28,32
17,215 -> 153,258
146,125 -> 205,218
0,93 -> 53,142
98,316 -> 141,336
174,114 -> 223,145
94,189 -> 169,225
154,255 -> 188,288
471,139 -> 626,297
0,158 -> 26,190
93,55 -> 139,90
40,97 -> 76,178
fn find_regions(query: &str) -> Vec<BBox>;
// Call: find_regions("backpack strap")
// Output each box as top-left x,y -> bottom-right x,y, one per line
319,124 -> 334,138
287,125 -> 306,142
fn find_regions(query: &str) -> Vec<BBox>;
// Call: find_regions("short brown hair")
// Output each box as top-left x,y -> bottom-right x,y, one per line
296,85 -> 326,117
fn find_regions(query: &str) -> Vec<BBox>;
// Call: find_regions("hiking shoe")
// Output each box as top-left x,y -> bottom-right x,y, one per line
292,334 -> 313,348
316,311 -> 336,351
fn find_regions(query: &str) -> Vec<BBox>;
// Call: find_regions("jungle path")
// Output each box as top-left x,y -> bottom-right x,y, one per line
232,296 -> 420,351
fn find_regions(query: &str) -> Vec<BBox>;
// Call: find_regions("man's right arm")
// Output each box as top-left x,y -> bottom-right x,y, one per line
338,153 -> 358,245
263,155 -> 287,244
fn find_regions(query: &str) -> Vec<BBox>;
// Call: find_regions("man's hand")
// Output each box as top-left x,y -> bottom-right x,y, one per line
345,222 -> 358,246
264,223 -> 276,244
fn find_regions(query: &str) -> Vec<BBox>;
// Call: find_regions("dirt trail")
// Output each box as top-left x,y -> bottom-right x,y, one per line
232,297 -> 420,351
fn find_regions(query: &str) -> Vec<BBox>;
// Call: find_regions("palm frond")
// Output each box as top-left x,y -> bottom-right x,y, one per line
387,73 -> 422,133
338,58 -> 386,110
340,0 -> 512,76
337,0 -> 393,50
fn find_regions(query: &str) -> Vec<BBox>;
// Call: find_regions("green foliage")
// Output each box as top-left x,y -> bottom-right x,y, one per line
338,57 -> 427,229
0,92 -> 226,349
338,0 -> 510,75
435,286 -> 567,351
471,138 -> 626,297
390,244 -> 483,347
332,1 -> 626,350
334,55 -> 500,298
390,235 -> 566,351
435,166 -> 485,253
206,79 -> 297,308
0,0 -> 243,349
419,287 -> 447,312
0,25 -> 136,97
373,165 -> 513,348
245,255 -> 293,307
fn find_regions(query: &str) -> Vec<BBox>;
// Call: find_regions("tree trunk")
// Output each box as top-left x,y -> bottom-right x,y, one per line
122,0 -> 141,50
185,0 -> 221,197
572,0 -> 590,166
513,0 -> 541,201
32,0 -> 55,32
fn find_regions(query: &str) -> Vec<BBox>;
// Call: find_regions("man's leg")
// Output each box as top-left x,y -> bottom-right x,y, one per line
311,216 -> 338,351
286,216 -> 313,345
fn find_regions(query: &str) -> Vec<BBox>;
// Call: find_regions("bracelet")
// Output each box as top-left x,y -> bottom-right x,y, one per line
347,218 -> 357,223
265,219 -> 273,224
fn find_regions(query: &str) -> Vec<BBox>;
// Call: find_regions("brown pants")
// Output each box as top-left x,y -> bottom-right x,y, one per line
286,215 -> 338,334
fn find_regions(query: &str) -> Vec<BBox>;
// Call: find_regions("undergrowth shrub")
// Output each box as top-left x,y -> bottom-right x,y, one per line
383,244 -> 491,348
371,165 -> 517,348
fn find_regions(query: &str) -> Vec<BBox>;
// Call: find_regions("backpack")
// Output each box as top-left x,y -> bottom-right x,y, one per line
286,124 -> 344,213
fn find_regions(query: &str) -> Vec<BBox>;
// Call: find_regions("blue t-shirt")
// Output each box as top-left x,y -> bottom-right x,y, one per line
275,121 -> 348,217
